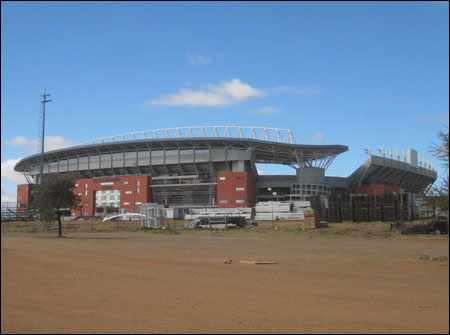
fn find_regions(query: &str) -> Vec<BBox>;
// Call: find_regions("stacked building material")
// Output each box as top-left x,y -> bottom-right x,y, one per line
255,201 -> 306,220
382,194 -> 397,222
164,208 -> 183,219
303,210 -> 318,226
353,195 -> 369,222
309,196 -> 329,222
399,193 -> 410,222
368,195 -> 382,222
328,194 -> 341,223
340,195 -> 353,222
291,201 -> 311,210
185,207 -> 252,220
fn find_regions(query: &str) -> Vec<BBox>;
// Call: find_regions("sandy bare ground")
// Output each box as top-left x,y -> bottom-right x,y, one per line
1,232 -> 449,334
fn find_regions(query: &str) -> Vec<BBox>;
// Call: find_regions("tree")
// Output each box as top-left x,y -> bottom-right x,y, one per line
427,127 -> 449,216
32,174 -> 80,237
430,127 -> 449,170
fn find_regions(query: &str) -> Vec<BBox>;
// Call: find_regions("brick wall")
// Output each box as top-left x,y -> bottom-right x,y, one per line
217,171 -> 256,208
16,184 -> 34,211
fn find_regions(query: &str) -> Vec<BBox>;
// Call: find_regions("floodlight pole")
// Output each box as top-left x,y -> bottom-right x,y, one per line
39,91 -> 52,185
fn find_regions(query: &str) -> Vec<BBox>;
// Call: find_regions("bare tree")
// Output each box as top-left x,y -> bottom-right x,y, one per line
33,174 -> 80,237
430,126 -> 449,170
427,127 -> 449,216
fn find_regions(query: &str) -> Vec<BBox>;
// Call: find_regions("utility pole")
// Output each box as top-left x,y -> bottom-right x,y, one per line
39,91 -> 52,184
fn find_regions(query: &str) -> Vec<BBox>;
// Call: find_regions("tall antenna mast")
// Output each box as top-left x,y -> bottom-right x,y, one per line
38,90 -> 52,184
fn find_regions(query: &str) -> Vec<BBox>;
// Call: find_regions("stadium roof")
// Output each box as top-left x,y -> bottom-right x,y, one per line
15,126 -> 348,173
348,155 -> 437,193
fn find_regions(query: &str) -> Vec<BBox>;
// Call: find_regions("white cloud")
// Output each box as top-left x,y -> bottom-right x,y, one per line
431,1 -> 449,5
3,135 -> 75,154
1,188 -> 17,203
1,158 -> 29,184
266,86 -> 323,96
148,79 -> 265,107
304,132 -> 325,143
251,106 -> 279,115
206,79 -> 265,101
186,51 -> 212,66
423,113 -> 449,125
150,89 -> 230,107
2,136 -> 36,152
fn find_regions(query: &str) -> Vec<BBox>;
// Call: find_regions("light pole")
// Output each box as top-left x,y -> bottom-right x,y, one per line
39,91 -> 51,184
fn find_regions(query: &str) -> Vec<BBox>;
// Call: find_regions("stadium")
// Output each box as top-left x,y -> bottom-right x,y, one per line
14,126 -> 437,220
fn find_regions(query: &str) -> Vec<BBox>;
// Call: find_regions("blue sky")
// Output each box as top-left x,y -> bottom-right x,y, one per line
1,1 -> 449,202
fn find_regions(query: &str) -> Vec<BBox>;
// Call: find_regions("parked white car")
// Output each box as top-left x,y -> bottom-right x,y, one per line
102,213 -> 145,222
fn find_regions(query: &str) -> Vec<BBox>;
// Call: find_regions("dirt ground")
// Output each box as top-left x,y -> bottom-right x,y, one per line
1,229 -> 449,334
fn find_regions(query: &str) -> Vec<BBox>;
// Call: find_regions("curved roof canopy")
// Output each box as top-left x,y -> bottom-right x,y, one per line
15,126 -> 348,173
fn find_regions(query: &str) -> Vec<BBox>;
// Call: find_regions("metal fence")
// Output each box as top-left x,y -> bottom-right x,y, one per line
0,217 -> 181,234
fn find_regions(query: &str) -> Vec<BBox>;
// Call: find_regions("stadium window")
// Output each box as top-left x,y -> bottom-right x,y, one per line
219,177 -> 226,181
219,200 -> 228,204
236,200 -> 244,203
236,187 -> 245,191
124,181 -> 128,184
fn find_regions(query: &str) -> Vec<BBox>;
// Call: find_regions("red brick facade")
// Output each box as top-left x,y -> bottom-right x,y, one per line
72,175 -> 152,216
216,171 -> 256,208
17,175 -> 152,216
350,184 -> 401,195
16,184 -> 34,212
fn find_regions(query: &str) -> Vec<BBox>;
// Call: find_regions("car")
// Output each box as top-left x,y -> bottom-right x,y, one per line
102,213 -> 146,222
